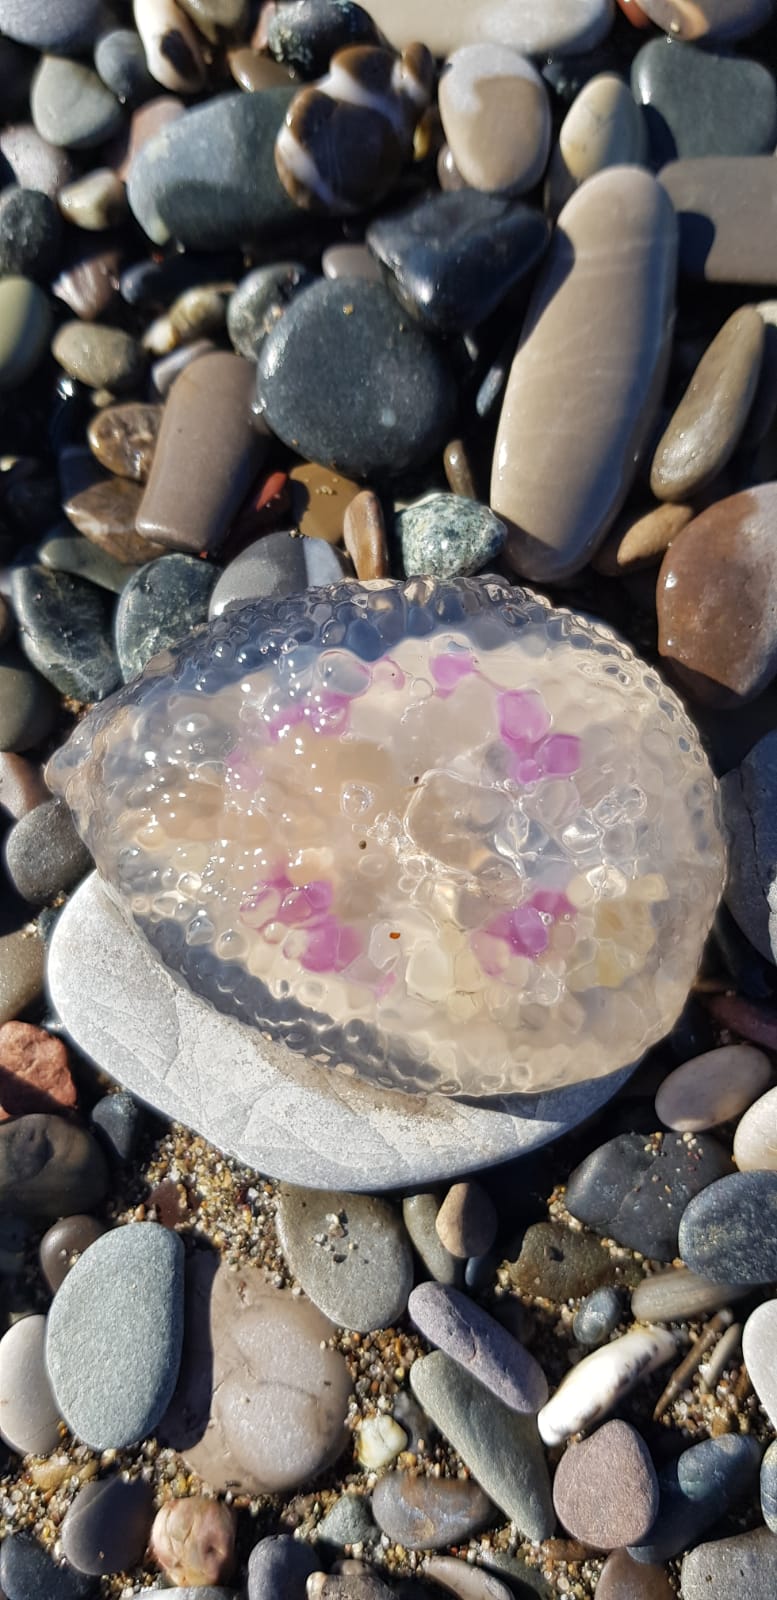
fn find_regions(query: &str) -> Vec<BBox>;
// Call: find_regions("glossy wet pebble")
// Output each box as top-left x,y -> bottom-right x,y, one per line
87,403 -> 161,482
276,1185 -> 413,1332
209,531 -> 347,616
633,39 -> 777,164
115,554 -> 219,681
0,1114 -> 107,1218
553,1420 -> 658,1548
11,565 -> 120,703
439,45 -> 551,196
409,1283 -> 547,1412
363,0 -> 614,57
565,1129 -> 732,1261
679,1171 -> 777,1283
46,1222 -> 184,1449
0,1314 -> 61,1455
734,1083 -> 777,1171
650,307 -> 764,501
39,1214 -> 108,1292
52,321 -> 146,392
545,73 -> 647,215
226,262 -> 314,359
638,0 -> 772,38
61,1475 -> 154,1575
399,494 -> 505,579
654,1044 -> 770,1132
0,648 -> 56,753
0,277 -> 52,389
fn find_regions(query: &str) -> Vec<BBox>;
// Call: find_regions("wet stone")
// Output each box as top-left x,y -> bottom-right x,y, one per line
367,190 -> 549,335
439,45 -> 551,196
343,490 -> 389,581
289,462 -> 361,543
115,554 -> 219,681
317,1494 -> 379,1549
721,730 -> 777,960
371,1471 -> 494,1550
0,1532 -> 95,1600
90,1091 -> 142,1163
408,1282 -> 548,1412
657,486 -> 777,705
61,1476 -> 154,1576
0,189 -> 62,282
268,0 -> 379,76
398,494 -> 505,580
545,72 -> 647,217
572,1286 -> 624,1348
0,755 -> 50,822
39,1215 -> 108,1293
0,1114 -> 108,1219
256,278 -> 456,481
362,0 -> 614,60
322,244 -> 382,282
650,307 -> 764,501
595,1549 -> 674,1599
208,531 -> 347,616
421,1560 -> 514,1600
52,240 -> 122,322
0,1314 -> 61,1456
31,56 -> 124,151
565,1129 -> 733,1262
0,648 -> 56,753
276,1185 -> 413,1332
679,1170 -> 777,1283
65,477 -> 163,566
734,1083 -> 777,1171
637,0 -> 773,38
655,1044 -> 771,1132
0,277 -> 52,390
552,1420 -> 659,1549
629,1433 -> 762,1564
11,565 -> 120,703
0,1020 -> 76,1119
94,28 -> 157,104
507,1221 -> 631,1301
660,156 -> 777,283
51,322 -> 146,393
632,39 -> 777,165
38,526 -> 135,596
229,47 -> 295,91
58,170 -> 127,231
133,0 -> 205,94
226,263 -> 314,360
247,1534 -> 319,1600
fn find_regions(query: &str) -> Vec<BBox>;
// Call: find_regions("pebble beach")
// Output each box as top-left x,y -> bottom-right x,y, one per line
3,2 -> 777,1599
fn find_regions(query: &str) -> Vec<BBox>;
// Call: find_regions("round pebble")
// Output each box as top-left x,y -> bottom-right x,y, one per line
402,1193 -> 462,1287
150,1496 -> 236,1587
39,1214 -> 108,1293
247,1534 -> 319,1600
679,1170 -> 777,1283
0,188 -> 62,281
0,1114 -> 107,1219
276,1185 -> 413,1332
573,1286 -> 625,1348
596,1549 -> 674,1598
439,44 -> 551,195
52,321 -> 146,393
208,531 -> 347,616
90,1091 -> 142,1163
0,1314 -> 61,1456
61,1475 -> 154,1575
734,1083 -> 777,1171
31,55 -> 124,150
552,1419 -> 659,1548
435,1181 -> 498,1260
0,277 -> 52,390
4,797 -> 92,905
655,1044 -> 771,1132
565,1130 -> 733,1262
398,495 -> 506,580
0,1532 -> 95,1600
0,649 -> 56,754
87,403 -> 161,483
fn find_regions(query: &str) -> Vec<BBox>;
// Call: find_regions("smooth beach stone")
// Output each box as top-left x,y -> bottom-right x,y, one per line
422,1559 -> 513,1600
45,577 -> 725,1100
0,929 -> 45,1025
408,1283 -> 547,1412
0,1114 -> 108,1218
276,1186 -> 413,1331
247,1535 -> 319,1600
150,1495 -> 236,1586
0,1533 -> 95,1600
0,755 -> 50,822
657,486 -> 777,705
0,278 -> 52,391
133,0 -> 206,94
630,1433 -> 762,1564
176,0 -> 247,44
638,0 -> 773,37
743,1299 -> 777,1427
679,1170 -> 777,1282
38,527 -> 135,595
537,1327 -> 678,1447
10,566 -> 120,703
632,39 -> 776,165
660,156 -> 777,282
438,45 -> 551,196
371,1471 -> 494,1550
127,89 -> 298,248
402,1195 -> 462,1287
137,352 -> 265,554
650,308 -> 764,501
734,1083 -> 777,1170
410,1353 -> 553,1539
367,190 -> 549,334
545,73 -> 647,216
318,1493 -> 379,1548
52,240 -> 122,322
0,190 -> 62,282
565,1130 -> 733,1261
209,532 -> 347,617
0,122 -> 76,196
631,1266 -> 750,1322
52,322 -> 146,393
359,0 -> 615,57
65,479 -> 162,566
0,1020 -> 75,1121
435,1181 -> 497,1259
5,797 -> 92,904
229,48 -> 296,90
0,0 -> 105,52
161,1257 -> 352,1494
118,93 -> 186,180
596,1549 -> 674,1599
0,1315 -> 61,1456
573,1286 -> 624,1347
95,28 -> 157,103
45,1223 -> 184,1450
344,491 -> 389,581
322,244 -> 382,281
602,500 -> 693,572
553,1420 -> 658,1548
61,1476 -> 154,1575
655,1044 -> 770,1132
681,1527 -> 777,1600
398,494 -> 505,579
762,1439 -> 777,1531
39,1215 -> 108,1292
31,56 -> 124,151
115,554 -> 219,681
226,263 -> 314,360
491,168 -> 677,582
0,649 -> 56,753
257,280 -> 455,480
268,0 -> 378,75
58,170 -> 127,231
722,730 -> 777,960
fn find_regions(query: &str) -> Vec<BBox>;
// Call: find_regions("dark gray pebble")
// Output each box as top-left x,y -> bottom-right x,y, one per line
268,0 -> 379,77
572,1286 -> 625,1348
679,1169 -> 777,1283
39,1214 -> 109,1293
0,188 -> 62,282
227,262 -> 314,360
4,797 -> 92,904
115,554 -> 220,681
0,1532 -> 95,1600
94,28 -> 156,104
247,1534 -> 319,1600
31,56 -> 124,151
720,729 -> 777,962
632,38 -> 777,166
61,1476 -> 154,1576
257,278 -> 455,481
0,647 -> 56,753
629,1432 -> 762,1564
565,1130 -> 733,1261
209,531 -> 347,618
38,527 -> 136,597
90,1092 -> 142,1163
0,1115 -> 108,1220
11,565 -> 120,703
317,1493 -> 379,1548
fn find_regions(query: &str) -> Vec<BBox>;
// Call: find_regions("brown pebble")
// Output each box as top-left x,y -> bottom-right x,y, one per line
290,462 -> 361,543
706,991 -> 777,1049
596,1546 -> 674,1598
443,438 -> 477,499
0,929 -> 45,1025
64,474 -> 167,565
0,1021 -> 76,1120
0,754 -> 49,821
117,96 -> 186,182
660,156 -> 777,283
597,500 -> 694,573
343,490 -> 389,579
321,244 -> 382,282
657,484 -> 777,704
39,1214 -> 108,1293
638,0 -> 770,39
52,243 -> 122,322
88,403 -> 162,484
228,46 -> 295,90
150,1495 -> 236,1586
435,1180 -> 497,1260
147,1177 -> 195,1228
552,1419 -> 659,1549
650,308 -> 764,501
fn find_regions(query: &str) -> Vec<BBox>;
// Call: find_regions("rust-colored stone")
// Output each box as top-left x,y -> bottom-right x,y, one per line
0,1020 -> 76,1120
343,489 -> 389,579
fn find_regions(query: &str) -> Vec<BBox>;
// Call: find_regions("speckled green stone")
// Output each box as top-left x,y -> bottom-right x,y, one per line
398,492 -> 505,579
0,275 -> 52,389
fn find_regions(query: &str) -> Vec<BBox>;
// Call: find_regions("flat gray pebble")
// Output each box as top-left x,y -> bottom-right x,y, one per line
209,532 -> 346,618
681,1526 -> 777,1599
31,55 -> 124,150
372,1469 -> 494,1550
573,1286 -> 625,1347
679,1170 -> 777,1282
4,797 -> 92,904
61,1475 -> 154,1575
247,1534 -> 319,1600
115,554 -> 219,680
317,1494 -> 379,1549
276,1185 -> 413,1332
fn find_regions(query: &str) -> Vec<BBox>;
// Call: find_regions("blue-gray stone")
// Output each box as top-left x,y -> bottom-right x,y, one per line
11,565 -> 120,703
31,56 -> 124,151
0,188 -> 62,282
628,1433 -> 762,1563
45,1222 -> 184,1450
247,1535 -> 319,1600
565,1129 -> 733,1262
681,1527 -> 777,1600
398,494 -> 505,580
572,1286 -> 625,1348
632,39 -> 777,166
0,0 -> 106,53
209,531 -> 348,618
317,1492 -> 379,1547
227,263 -> 314,360
38,527 -> 135,595
90,1091 -> 143,1162
0,1533 -> 95,1600
115,554 -> 220,681
679,1170 -> 777,1283
94,28 -> 156,104
762,1438 -> 777,1533
721,730 -> 777,963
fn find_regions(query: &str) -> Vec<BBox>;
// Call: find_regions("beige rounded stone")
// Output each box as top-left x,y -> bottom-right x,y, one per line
354,0 -> 614,57
546,72 -> 648,216
734,1083 -> 777,1172
650,307 -> 765,501
655,1044 -> 771,1133
133,0 -> 205,93
439,44 -> 551,195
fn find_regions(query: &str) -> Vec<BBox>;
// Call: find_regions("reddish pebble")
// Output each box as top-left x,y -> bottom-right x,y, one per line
435,1180 -> 498,1260
343,490 -> 389,579
616,0 -> 653,23
221,469 -> 291,559
0,754 -> 49,821
0,1021 -> 76,1120
150,1495 -> 236,1587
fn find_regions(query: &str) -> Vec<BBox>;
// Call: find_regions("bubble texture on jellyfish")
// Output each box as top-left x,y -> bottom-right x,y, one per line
47,576 -> 726,1098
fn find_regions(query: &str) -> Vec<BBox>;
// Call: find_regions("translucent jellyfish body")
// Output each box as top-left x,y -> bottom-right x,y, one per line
47,577 -> 726,1097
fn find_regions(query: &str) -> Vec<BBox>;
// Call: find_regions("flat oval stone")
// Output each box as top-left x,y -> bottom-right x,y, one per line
545,72 -> 647,216
65,477 -> 162,566
638,0 -> 772,37
0,1314 -> 61,1456
209,531 -> 347,616
398,495 -> 505,580
0,122 -> 76,196
596,1549 -> 674,1599
0,276 -> 52,390
52,321 -> 146,392
491,168 -> 677,581
0,1533 -> 95,1600
276,1186 -> 413,1331
537,1327 -> 678,1447
11,565 -> 120,703
61,1475 -> 154,1575
408,1283 -> 547,1412
632,38 -> 777,165
88,406 -> 161,483
31,56 -> 124,151
435,1181 -> 497,1260
565,1130 -> 733,1261
679,1170 -> 777,1282
552,1419 -> 658,1548
631,1265 -> 751,1322
372,1471 -> 494,1550
410,1351 -> 554,1540
573,1286 -> 624,1347
439,45 -> 551,195
650,308 -> 764,500
115,554 -> 219,681
0,1114 -> 108,1219
248,1535 -> 319,1600
630,1433 -> 762,1564
734,1083 -> 777,1171
681,1527 -> 777,1600
657,485 -> 777,705
742,1299 -> 777,1427
5,797 -> 93,904
257,279 -> 455,480
357,0 -> 615,57
45,1222 -> 184,1450
95,27 -> 157,103
660,156 -> 777,282
39,1214 -> 108,1293
654,1044 -> 771,1132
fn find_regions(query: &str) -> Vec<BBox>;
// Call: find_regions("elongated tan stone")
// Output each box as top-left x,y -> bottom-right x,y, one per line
356,0 -> 614,57
545,73 -> 648,217
438,45 -> 551,196
660,157 -> 777,283
491,167 -> 677,582
638,0 -> 772,39
651,308 -> 764,501
593,500 -> 694,574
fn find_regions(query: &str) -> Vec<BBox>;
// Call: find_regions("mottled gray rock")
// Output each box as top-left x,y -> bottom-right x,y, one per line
372,1470 -> 494,1549
317,1494 -> 378,1549
0,0 -> 106,52
679,1171 -> 777,1282
115,555 -> 219,680
47,874 -> 636,1191
4,798 -> 92,904
680,1526 -> 777,1599
276,1186 -> 413,1332
565,1129 -> 733,1261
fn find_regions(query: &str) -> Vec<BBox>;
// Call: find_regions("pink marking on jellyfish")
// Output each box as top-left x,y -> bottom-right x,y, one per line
240,872 -> 293,923
224,745 -> 265,792
536,733 -> 581,777
498,689 -> 550,753
307,691 -> 351,736
300,915 -> 361,973
470,929 -> 508,979
487,905 -> 550,959
266,700 -> 306,741
530,889 -> 576,920
430,650 -> 476,696
510,753 -> 543,786
277,879 -> 333,925
375,971 -> 397,1001
372,657 -> 406,690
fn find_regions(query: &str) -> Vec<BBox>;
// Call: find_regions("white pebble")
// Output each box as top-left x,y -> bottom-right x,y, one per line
537,1325 -> 678,1447
356,1413 -> 408,1469
655,1044 -> 771,1132
133,0 -> 206,93
734,1083 -> 777,1171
